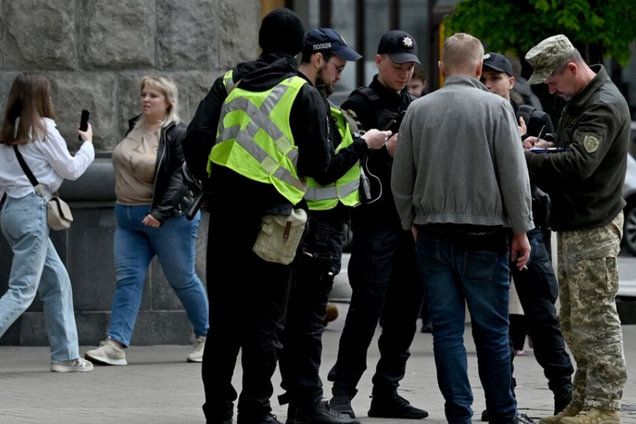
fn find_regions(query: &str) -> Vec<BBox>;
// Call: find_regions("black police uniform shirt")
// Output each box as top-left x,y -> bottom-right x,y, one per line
341,74 -> 414,228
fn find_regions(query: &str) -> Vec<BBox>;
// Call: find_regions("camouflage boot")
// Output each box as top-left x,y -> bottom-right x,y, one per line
560,409 -> 621,424
540,404 -> 583,424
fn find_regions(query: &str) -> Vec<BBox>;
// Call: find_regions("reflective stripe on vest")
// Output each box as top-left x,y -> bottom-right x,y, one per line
223,70 -> 234,94
305,104 -> 361,210
210,76 -> 307,204
305,179 -> 359,201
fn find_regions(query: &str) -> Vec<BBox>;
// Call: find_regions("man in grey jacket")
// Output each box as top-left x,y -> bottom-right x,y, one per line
392,33 -> 534,424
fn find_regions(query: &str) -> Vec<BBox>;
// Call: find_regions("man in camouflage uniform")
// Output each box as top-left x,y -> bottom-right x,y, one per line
523,35 -> 629,424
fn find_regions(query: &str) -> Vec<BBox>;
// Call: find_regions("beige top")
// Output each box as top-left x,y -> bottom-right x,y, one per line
112,125 -> 159,205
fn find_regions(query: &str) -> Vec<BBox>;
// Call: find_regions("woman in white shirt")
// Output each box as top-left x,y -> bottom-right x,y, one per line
0,72 -> 95,372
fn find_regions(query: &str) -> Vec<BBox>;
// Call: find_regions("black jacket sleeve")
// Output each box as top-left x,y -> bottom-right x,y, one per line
290,85 -> 331,179
182,76 -> 227,181
150,122 -> 190,223
312,137 -> 366,186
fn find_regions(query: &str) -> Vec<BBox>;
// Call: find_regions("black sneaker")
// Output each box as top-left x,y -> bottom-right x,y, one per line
287,401 -> 360,424
368,394 -> 428,419
481,409 -> 490,422
329,395 -> 355,418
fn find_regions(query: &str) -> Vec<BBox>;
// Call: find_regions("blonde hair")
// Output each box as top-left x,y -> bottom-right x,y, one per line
134,75 -> 180,130
442,33 -> 484,75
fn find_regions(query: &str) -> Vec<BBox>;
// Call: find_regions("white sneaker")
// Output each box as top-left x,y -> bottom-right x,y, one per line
187,336 -> 206,363
84,340 -> 127,365
50,357 -> 94,373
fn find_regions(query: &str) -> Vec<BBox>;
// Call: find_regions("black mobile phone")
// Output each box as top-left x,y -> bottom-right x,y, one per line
382,119 -> 397,132
78,109 -> 90,141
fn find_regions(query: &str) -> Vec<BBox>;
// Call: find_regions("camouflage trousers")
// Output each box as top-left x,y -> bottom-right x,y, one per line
557,212 -> 627,411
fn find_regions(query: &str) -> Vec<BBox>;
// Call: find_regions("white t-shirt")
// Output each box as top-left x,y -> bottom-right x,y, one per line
0,118 -> 95,200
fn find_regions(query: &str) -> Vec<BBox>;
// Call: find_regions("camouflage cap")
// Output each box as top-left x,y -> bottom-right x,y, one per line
525,34 -> 575,85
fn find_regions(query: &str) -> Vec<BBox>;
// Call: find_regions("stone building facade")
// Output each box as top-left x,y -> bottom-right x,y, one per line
0,0 -> 261,346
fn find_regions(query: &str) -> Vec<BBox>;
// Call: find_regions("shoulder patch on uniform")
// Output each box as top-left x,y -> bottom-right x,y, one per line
583,134 -> 601,153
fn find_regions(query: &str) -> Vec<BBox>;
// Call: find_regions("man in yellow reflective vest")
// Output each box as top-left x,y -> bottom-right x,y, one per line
182,9 -> 342,424
278,28 -> 390,424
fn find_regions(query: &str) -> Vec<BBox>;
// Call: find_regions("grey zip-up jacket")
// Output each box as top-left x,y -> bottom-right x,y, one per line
392,75 -> 534,235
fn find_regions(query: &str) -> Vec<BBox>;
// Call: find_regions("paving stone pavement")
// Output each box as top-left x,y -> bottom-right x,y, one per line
1,303 -> 635,424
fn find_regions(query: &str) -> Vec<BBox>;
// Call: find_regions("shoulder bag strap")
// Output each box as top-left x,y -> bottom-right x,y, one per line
13,145 -> 40,187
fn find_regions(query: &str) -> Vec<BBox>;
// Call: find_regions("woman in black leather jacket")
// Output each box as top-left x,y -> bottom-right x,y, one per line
85,76 -> 209,366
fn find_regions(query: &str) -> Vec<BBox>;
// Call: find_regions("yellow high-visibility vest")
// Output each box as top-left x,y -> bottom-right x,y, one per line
304,104 -> 361,210
209,71 -> 308,205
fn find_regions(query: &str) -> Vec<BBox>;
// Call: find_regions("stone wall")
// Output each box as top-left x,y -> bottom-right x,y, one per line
0,0 -> 260,152
0,0 -> 261,346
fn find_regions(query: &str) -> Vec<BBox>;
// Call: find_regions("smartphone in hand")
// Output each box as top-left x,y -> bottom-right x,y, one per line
78,109 -> 90,141
382,119 -> 397,132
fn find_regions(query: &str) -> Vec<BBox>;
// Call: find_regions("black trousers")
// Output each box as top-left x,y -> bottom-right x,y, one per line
278,218 -> 345,410
202,210 -> 292,424
511,228 -> 573,394
328,221 -> 424,397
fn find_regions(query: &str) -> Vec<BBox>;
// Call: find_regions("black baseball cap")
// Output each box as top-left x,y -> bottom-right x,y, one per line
482,52 -> 514,77
303,28 -> 362,61
377,30 -> 420,65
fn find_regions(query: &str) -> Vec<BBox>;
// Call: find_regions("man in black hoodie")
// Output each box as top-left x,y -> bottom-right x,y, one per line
182,9 -> 332,424
278,28 -> 389,424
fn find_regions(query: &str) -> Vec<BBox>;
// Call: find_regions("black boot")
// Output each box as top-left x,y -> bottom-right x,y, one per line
238,413 -> 282,424
287,401 -> 360,424
554,389 -> 572,415
368,393 -> 428,419
329,394 -> 355,418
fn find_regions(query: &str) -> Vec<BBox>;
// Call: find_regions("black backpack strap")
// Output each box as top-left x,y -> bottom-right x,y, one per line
13,145 -> 40,187
349,86 -> 383,124
516,104 -> 536,126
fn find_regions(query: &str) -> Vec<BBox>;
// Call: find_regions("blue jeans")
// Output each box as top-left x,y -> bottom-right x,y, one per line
415,228 -> 516,424
0,192 -> 80,361
109,204 -> 209,346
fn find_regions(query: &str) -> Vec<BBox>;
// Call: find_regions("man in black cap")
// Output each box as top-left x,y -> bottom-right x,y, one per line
481,52 -> 574,419
278,28 -> 390,424
327,30 -> 428,420
182,9 -> 333,424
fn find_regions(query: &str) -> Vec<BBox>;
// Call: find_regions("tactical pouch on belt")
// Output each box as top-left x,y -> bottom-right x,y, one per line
531,185 -> 551,230
253,208 -> 308,265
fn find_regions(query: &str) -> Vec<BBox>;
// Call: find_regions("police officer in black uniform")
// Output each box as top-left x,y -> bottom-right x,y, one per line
279,29 -> 389,424
327,30 -> 428,420
481,52 -> 574,418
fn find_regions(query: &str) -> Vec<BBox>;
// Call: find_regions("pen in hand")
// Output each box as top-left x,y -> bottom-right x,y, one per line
535,125 -> 546,144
